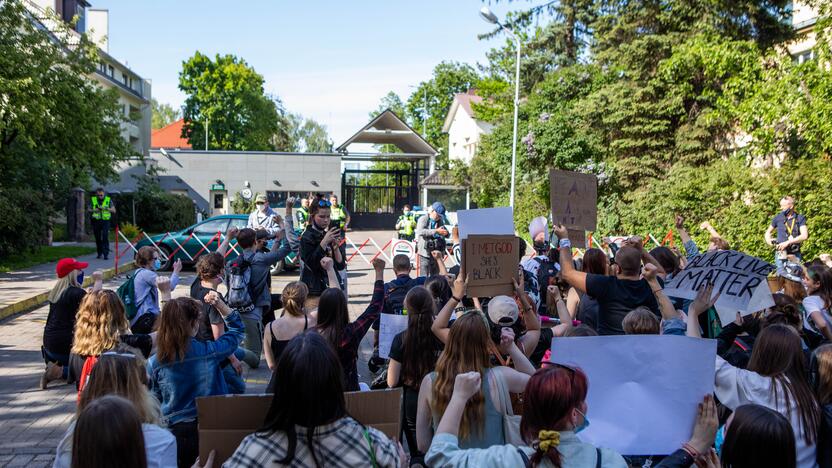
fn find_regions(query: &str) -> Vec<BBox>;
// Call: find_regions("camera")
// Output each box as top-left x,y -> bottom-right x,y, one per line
426,236 -> 447,253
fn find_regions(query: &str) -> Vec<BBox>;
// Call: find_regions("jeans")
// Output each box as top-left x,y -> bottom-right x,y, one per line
221,348 -> 247,394
169,420 -> 199,468
42,346 -> 69,379
240,315 -> 263,369
91,219 -> 110,257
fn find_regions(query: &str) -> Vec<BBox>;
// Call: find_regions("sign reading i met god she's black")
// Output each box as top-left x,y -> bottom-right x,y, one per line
664,250 -> 775,325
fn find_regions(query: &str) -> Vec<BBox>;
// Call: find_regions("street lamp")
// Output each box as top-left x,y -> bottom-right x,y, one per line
479,6 -> 521,208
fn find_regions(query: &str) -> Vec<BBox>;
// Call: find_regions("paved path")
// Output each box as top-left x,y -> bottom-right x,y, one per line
0,231 -> 396,467
0,242 -> 132,314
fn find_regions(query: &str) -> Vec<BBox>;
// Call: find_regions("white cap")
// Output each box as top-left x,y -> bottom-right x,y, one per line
487,295 -> 520,326
529,216 -> 549,243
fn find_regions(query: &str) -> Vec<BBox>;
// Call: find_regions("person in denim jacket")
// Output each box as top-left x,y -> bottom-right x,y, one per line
147,294 -> 244,467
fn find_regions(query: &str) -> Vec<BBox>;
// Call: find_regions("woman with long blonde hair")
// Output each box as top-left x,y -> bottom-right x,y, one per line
41,258 -> 102,389
68,290 -> 154,392
263,281 -> 315,392
54,344 -> 176,468
416,275 -> 534,452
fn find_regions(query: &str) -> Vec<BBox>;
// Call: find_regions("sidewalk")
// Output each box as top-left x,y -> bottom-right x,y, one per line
0,242 -> 133,320
0,231 -> 395,466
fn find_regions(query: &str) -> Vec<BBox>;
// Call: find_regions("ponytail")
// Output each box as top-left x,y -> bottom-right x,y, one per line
281,282 -> 309,318
530,430 -> 562,467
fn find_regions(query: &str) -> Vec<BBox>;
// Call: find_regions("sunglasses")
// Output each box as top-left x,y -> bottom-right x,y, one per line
542,361 -> 577,375
317,200 -> 332,207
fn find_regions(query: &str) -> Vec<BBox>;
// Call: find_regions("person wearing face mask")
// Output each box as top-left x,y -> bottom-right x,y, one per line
426,366 -> 627,467
396,204 -> 417,241
190,252 -> 250,394
90,187 -> 116,260
130,246 -> 182,334
247,194 -> 282,239
299,195 -> 345,307
415,202 -> 449,277
41,258 -> 104,389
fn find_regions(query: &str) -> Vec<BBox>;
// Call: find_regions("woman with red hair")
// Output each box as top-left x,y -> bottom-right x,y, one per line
426,365 -> 627,467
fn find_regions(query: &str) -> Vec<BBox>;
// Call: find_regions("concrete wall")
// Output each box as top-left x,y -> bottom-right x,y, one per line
149,150 -> 342,213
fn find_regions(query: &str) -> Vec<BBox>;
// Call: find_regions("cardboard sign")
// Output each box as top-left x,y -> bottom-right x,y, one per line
462,235 -> 520,297
568,229 -> 587,249
551,335 -> 716,455
379,313 -> 409,359
550,169 -> 597,231
197,388 -> 402,465
457,207 -> 515,240
663,250 -> 775,325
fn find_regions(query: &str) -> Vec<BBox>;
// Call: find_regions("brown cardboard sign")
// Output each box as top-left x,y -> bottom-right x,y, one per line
462,235 -> 520,297
568,229 -> 587,249
196,388 -> 402,465
550,169 -> 598,231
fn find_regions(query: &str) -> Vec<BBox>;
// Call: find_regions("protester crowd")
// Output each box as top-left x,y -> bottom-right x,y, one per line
36,193 -> 832,467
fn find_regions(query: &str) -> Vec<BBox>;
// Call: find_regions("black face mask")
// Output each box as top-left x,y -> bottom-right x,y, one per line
533,241 -> 548,254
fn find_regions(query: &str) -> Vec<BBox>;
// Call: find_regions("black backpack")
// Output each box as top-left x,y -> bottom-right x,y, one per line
226,255 -> 254,311
534,257 -> 559,316
384,277 -> 418,315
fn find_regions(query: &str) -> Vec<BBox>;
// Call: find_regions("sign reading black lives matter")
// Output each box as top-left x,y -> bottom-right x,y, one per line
664,250 -> 775,325
550,169 -> 598,232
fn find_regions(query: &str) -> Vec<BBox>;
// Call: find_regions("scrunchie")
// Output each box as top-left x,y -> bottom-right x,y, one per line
536,430 -> 561,452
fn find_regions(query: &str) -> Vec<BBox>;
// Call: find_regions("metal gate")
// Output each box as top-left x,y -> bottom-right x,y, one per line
342,168 -> 421,230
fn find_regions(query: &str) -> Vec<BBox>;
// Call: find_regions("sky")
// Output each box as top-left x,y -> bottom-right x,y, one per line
93,0 -> 524,145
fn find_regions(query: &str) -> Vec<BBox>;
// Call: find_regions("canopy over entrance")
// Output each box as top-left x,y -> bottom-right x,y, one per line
336,110 -> 438,229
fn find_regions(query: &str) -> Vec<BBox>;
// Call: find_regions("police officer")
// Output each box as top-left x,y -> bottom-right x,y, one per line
329,194 -> 350,231
294,196 -> 310,236
90,187 -> 115,260
396,204 -> 417,241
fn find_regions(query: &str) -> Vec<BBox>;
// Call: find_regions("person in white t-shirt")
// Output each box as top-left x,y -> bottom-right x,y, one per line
803,265 -> 832,342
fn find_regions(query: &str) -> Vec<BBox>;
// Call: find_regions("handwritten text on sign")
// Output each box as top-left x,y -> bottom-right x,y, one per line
664,250 -> 775,322
550,169 -> 598,231
463,235 -> 519,297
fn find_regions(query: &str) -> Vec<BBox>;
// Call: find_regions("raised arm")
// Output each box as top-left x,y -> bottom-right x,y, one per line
431,250 -> 448,276
553,225 -> 587,293
217,226 -> 238,256
321,257 -> 340,289
90,270 -> 104,292
643,263 -> 677,321
499,328 -> 535,376
686,283 -> 719,339
432,274 -> 466,344
549,285 -> 573,333
701,221 -> 722,241
625,236 -> 666,276
515,275 -> 540,358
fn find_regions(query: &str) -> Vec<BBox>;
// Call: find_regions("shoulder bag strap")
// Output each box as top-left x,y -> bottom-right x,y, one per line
492,368 -> 514,416
517,448 -> 531,468
596,447 -> 602,468
363,428 -> 378,468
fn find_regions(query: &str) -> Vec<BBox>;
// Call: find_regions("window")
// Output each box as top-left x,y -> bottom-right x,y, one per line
266,191 -> 305,208
229,217 -> 248,230
122,73 -> 128,85
194,218 -> 229,235
107,64 -> 114,77
792,50 -> 814,64
213,193 -> 224,209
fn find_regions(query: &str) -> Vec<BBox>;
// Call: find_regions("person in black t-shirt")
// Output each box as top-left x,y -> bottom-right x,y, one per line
41,258 -> 103,389
554,225 -> 665,335
190,252 -> 247,394
765,195 -> 809,275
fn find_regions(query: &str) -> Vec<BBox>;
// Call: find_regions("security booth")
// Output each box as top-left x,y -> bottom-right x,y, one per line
336,110 -> 437,230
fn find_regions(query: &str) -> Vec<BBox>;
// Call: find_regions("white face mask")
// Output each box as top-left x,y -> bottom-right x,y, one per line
258,203 -> 267,212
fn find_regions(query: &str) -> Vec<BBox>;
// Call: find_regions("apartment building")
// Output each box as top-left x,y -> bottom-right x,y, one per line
788,1 -> 821,63
25,0 -> 152,156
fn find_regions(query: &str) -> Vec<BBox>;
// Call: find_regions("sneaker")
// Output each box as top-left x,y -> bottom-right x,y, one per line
96,254 -> 102,259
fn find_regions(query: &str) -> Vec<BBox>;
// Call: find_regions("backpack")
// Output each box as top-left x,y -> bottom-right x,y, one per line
77,355 -> 98,401
534,257 -> 558,316
117,273 -> 139,320
384,277 -> 418,315
226,255 -> 254,311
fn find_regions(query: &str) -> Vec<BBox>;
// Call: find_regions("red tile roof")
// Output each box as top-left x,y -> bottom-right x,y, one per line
151,119 -> 191,149
454,92 -> 483,118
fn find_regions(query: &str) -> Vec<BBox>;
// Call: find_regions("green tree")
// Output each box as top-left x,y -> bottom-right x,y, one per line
150,98 -> 181,129
0,0 -> 134,256
406,61 -> 480,166
371,91 -> 406,119
179,52 -> 282,151
286,113 -> 333,153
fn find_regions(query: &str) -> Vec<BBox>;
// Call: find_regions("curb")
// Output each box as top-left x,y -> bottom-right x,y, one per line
0,263 -> 137,322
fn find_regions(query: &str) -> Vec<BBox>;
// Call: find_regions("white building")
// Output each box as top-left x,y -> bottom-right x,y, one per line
25,0 -> 152,156
788,1 -> 821,63
442,91 -> 493,165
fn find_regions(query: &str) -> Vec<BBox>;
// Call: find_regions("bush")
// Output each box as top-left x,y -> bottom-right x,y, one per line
118,222 -> 141,239
231,191 -> 259,215
0,187 -> 51,257
134,191 -> 196,233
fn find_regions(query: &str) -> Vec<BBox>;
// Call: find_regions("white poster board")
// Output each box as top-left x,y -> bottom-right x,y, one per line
390,240 -> 416,266
379,313 -> 409,359
663,250 -> 775,325
456,207 -> 514,240
550,335 -> 716,455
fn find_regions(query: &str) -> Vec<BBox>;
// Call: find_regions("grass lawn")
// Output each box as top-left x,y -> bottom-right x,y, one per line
0,245 -> 97,274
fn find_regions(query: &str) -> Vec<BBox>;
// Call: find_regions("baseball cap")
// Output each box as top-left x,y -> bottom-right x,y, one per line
255,194 -> 267,204
431,202 -> 446,216
779,261 -> 804,283
487,295 -> 520,326
56,258 -> 89,278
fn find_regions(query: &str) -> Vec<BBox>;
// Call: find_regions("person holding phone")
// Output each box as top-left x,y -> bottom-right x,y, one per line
299,195 -> 346,308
